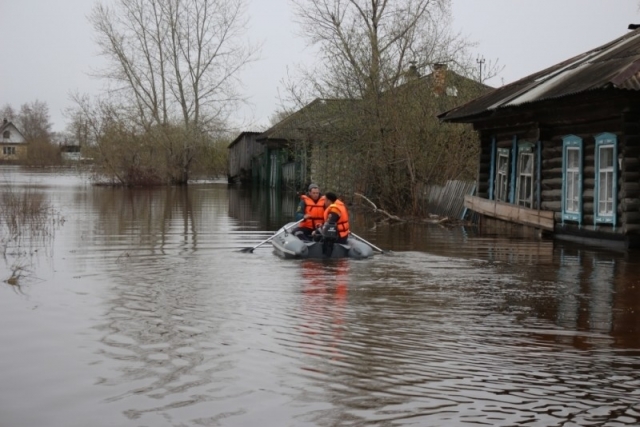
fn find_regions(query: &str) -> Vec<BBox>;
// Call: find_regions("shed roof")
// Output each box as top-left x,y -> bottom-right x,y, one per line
227,131 -> 261,149
439,27 -> 640,122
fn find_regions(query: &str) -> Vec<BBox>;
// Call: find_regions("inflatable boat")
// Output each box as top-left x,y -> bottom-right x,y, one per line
271,223 -> 374,259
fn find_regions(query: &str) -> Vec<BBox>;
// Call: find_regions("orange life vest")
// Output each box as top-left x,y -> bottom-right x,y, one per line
324,200 -> 350,239
300,194 -> 326,229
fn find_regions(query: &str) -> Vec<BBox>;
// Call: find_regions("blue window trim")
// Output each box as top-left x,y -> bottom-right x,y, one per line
562,135 -> 583,224
488,137 -> 496,200
509,136 -> 517,203
594,132 -> 618,227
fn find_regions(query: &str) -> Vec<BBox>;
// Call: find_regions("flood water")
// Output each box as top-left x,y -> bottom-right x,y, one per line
2,166 -> 640,427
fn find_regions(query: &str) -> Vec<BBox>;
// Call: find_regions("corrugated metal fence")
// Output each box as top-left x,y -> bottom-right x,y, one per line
423,180 -> 476,220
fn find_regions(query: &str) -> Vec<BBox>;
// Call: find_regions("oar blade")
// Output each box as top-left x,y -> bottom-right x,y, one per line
350,232 -> 388,255
238,219 -> 303,254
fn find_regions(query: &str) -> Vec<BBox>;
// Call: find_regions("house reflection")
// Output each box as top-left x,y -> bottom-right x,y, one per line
227,186 -> 298,231
533,246 -> 640,350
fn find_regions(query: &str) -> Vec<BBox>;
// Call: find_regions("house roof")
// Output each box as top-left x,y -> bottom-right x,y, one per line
257,98 -> 358,143
259,69 -> 489,144
402,67 -> 493,95
0,120 -> 26,143
1,120 -> 18,133
439,27 -> 640,123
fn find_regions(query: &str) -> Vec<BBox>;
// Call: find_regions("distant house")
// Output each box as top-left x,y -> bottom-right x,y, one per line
0,119 -> 27,161
439,26 -> 640,248
227,131 -> 262,184
238,65 -> 489,194
60,139 -> 82,162
258,67 -> 489,192
255,98 -> 354,191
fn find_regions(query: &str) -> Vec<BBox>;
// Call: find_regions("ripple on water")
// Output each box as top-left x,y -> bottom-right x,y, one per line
3,175 -> 640,426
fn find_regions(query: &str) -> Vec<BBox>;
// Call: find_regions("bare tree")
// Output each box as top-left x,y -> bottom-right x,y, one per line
17,100 -> 52,142
291,0 -> 468,98
287,0 -> 497,214
0,104 -> 17,122
88,0 -> 257,184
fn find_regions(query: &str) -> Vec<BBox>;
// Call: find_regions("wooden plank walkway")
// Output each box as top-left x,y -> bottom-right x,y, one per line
464,195 -> 555,230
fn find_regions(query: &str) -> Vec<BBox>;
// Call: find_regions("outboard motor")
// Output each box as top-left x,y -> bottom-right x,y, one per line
321,222 -> 338,257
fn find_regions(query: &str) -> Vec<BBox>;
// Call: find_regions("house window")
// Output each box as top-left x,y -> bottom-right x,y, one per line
2,130 -> 9,139
516,143 -> 535,208
562,135 -> 583,223
3,146 -> 16,155
495,148 -> 510,202
595,133 -> 617,225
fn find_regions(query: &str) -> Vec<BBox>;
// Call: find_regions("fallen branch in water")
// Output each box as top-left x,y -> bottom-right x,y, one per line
353,193 -> 472,227
354,193 -> 405,223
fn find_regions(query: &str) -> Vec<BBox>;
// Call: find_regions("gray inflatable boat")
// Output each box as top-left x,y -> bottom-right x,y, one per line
271,223 -> 374,259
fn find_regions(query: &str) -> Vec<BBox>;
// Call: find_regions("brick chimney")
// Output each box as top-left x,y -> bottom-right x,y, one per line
432,63 -> 447,95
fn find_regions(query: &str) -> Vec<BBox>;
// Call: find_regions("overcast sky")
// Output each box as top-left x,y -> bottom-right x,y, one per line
1,0 -> 638,134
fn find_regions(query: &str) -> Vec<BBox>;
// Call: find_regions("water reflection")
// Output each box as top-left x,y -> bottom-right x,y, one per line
228,185 -> 298,231
296,259 -> 349,363
3,171 -> 640,426
95,264 -> 231,423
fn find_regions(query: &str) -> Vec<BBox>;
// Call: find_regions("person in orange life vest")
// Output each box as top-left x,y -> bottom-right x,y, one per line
318,192 -> 350,244
293,183 -> 326,241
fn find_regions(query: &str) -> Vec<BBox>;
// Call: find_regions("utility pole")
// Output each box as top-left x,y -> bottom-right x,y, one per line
477,57 -> 485,83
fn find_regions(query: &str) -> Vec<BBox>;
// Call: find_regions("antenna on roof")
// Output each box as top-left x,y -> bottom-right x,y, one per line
629,24 -> 640,30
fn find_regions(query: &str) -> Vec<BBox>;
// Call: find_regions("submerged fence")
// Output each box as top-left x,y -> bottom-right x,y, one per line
423,180 -> 476,220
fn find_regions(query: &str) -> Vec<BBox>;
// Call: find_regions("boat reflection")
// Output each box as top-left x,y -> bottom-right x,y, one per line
297,259 -> 349,363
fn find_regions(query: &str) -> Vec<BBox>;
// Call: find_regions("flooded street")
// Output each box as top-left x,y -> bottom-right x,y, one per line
2,167 -> 640,427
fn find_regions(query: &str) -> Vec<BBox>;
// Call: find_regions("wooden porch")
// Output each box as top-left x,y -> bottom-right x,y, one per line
464,195 -> 554,231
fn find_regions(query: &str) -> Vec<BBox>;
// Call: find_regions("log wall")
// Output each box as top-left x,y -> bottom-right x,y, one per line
470,91 -> 640,243
621,112 -> 640,234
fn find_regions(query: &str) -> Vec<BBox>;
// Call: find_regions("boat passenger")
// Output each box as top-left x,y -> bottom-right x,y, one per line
319,192 -> 350,245
294,183 -> 326,241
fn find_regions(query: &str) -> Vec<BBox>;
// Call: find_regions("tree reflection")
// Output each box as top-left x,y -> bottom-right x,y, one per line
0,179 -> 60,289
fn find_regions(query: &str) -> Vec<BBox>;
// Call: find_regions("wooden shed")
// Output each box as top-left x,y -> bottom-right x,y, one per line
227,131 -> 262,184
439,26 -> 640,248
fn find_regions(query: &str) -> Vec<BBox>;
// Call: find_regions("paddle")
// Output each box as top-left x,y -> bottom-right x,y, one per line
240,219 -> 304,253
350,232 -> 391,255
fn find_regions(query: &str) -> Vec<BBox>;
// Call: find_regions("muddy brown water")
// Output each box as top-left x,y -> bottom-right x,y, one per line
1,166 -> 640,427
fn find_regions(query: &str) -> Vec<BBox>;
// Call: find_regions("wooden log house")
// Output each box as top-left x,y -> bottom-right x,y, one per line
439,26 -> 640,248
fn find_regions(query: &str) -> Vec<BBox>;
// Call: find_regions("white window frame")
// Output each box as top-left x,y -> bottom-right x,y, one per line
594,133 -> 617,226
495,148 -> 510,202
562,135 -> 583,223
3,146 -> 16,155
516,143 -> 535,208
